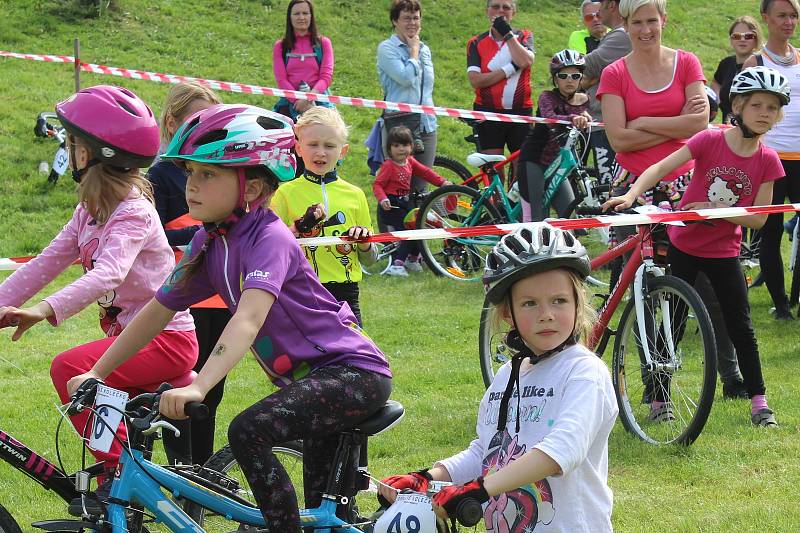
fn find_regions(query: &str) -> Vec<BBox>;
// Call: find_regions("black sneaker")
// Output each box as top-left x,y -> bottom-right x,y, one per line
722,379 -> 748,400
68,476 -> 112,517
770,306 -> 795,321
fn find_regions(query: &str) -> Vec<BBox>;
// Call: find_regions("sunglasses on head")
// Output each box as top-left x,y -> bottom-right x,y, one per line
583,12 -> 601,22
730,31 -> 756,41
556,72 -> 583,80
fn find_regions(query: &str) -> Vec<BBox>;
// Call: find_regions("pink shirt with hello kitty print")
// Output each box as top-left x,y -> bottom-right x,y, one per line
667,128 -> 784,258
0,191 -> 194,336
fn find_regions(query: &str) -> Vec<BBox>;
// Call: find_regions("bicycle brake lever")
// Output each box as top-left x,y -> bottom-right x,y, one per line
142,420 -> 180,437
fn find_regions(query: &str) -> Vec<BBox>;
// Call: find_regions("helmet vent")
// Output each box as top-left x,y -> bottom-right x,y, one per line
194,129 -> 228,147
257,116 -> 288,131
116,99 -> 140,117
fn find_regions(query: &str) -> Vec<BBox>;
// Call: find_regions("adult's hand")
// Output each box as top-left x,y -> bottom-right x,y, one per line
681,94 -> 707,116
492,16 -> 513,39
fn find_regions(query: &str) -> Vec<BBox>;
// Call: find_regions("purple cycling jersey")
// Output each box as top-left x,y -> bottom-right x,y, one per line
157,208 -> 391,386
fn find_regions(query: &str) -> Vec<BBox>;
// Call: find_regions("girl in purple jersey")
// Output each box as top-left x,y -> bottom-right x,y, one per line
67,104 -> 392,531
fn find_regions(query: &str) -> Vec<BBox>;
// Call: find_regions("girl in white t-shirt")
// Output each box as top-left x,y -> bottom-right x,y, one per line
379,224 -> 617,533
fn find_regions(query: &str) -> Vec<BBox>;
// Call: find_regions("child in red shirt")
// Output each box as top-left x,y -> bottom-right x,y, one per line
373,126 -> 451,275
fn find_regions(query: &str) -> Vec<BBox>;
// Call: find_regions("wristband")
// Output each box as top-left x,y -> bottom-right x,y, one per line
503,32 -> 515,42
502,63 -> 517,78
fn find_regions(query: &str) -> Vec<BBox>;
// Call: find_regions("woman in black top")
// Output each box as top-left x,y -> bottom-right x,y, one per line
711,16 -> 761,123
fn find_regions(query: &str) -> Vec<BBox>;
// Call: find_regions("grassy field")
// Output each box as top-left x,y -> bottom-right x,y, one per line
1,0 -> 800,531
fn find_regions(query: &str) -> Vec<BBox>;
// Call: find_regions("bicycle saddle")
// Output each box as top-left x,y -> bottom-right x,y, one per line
467,153 -> 506,167
350,400 -> 405,436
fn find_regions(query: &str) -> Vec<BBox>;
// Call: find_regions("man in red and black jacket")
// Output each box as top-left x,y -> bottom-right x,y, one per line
467,1 -> 535,170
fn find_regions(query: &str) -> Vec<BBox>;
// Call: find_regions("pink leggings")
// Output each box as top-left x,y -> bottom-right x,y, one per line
50,329 -> 198,470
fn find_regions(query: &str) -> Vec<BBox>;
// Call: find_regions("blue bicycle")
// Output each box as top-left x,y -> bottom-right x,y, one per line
11,382 -> 478,532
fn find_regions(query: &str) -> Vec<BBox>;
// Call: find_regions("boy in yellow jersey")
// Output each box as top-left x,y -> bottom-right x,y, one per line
272,107 -> 376,325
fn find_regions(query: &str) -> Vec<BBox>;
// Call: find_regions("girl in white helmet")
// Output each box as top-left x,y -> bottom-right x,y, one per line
379,224 -> 617,532
605,66 -> 788,427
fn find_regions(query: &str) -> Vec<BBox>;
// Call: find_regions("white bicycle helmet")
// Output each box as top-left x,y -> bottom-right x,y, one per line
549,49 -> 585,75
483,223 -> 590,304
729,66 -> 791,106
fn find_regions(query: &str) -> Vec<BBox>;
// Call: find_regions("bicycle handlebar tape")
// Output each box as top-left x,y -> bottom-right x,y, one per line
184,402 -> 210,421
456,498 -> 483,527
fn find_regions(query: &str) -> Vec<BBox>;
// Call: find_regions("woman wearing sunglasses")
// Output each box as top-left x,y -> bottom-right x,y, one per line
711,16 -> 762,123
516,49 -> 592,221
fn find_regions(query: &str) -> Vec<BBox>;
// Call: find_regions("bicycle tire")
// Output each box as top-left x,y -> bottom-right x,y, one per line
789,222 -> 800,308
478,295 -> 509,388
612,275 -> 716,445
361,242 -> 395,276
416,184 -> 505,281
432,155 -> 472,183
0,504 -> 22,533
183,441 -> 303,530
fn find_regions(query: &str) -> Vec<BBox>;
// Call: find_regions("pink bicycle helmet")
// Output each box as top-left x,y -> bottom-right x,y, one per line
164,104 -> 297,182
55,85 -> 160,169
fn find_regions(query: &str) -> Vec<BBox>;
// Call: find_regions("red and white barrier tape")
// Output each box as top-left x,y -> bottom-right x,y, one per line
1,48 -> 583,127
297,203 -> 800,247
2,204 -> 797,271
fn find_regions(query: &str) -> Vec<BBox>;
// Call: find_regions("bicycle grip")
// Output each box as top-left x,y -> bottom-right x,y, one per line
455,498 -> 483,527
184,402 -> 209,421
576,205 -> 605,216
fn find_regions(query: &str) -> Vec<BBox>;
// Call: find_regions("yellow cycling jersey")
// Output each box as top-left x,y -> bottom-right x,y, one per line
271,173 -> 373,284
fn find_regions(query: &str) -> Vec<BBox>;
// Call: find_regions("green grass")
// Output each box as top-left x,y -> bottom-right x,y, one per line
1,0 -> 800,531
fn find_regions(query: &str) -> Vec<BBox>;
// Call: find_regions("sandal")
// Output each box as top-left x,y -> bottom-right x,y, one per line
751,408 -> 778,428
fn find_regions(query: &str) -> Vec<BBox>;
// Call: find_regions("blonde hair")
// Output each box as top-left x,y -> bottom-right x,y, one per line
487,268 -> 596,348
294,106 -> 349,143
76,136 -> 154,224
618,0 -> 666,18
729,15 -> 762,50
159,82 -> 221,144
761,0 -> 800,16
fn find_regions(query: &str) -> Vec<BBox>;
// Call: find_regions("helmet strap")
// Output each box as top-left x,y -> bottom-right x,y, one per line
497,293 -> 577,433
71,157 -> 101,184
731,113 -> 758,139
203,167 -> 250,239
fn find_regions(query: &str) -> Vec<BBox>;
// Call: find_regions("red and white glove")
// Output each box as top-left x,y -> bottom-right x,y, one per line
432,477 -> 490,516
380,469 -> 432,493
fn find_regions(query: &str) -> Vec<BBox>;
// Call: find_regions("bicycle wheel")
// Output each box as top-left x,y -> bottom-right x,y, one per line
361,242 -> 395,276
478,295 -> 510,388
0,504 -> 22,533
183,441 -> 303,530
416,184 -> 504,281
789,222 -> 800,308
432,155 -> 472,184
612,275 -> 716,445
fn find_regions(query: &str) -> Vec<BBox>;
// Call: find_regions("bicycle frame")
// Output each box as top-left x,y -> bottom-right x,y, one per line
95,444 -> 366,532
586,224 -> 667,361
0,428 -> 87,504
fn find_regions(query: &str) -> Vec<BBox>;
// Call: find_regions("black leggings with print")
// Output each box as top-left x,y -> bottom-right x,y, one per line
227,365 -> 392,532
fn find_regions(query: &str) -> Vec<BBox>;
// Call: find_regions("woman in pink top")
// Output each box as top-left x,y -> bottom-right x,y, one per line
272,0 -> 335,120
597,0 -> 708,208
0,86 -> 197,512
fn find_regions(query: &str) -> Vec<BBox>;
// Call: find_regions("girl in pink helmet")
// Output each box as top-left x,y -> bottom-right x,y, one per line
0,85 -> 198,512
66,103 -> 392,531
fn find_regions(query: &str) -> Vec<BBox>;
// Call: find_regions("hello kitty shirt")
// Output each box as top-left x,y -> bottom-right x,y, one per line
436,344 -> 617,532
667,128 -> 784,258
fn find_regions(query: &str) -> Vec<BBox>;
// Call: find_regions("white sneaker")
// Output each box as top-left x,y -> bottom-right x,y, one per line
384,262 -> 409,277
405,260 -> 423,273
